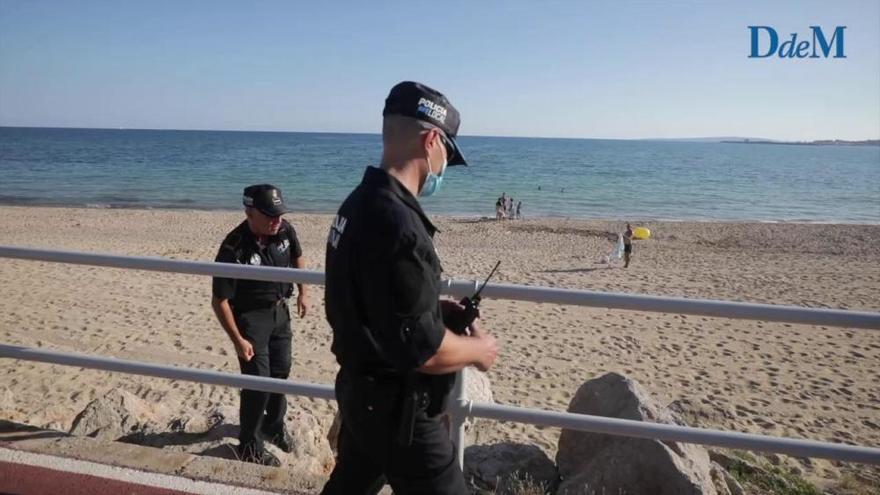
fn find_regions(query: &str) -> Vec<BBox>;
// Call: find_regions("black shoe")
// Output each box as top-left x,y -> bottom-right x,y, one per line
237,444 -> 282,467
265,430 -> 294,453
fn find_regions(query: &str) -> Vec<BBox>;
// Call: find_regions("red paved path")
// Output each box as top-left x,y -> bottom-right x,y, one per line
0,460 -> 191,495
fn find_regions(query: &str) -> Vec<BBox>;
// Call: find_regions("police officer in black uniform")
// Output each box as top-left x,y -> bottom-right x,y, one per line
211,184 -> 309,466
321,82 -> 499,494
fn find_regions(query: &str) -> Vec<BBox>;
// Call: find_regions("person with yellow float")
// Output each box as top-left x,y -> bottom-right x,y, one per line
623,223 -> 651,268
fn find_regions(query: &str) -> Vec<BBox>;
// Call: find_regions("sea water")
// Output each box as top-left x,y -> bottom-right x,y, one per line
1,127 -> 877,223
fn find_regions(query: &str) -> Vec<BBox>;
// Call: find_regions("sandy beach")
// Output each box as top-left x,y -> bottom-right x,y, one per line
0,206 -> 878,488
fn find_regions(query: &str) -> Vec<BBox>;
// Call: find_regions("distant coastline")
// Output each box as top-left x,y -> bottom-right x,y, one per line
720,138 -> 880,147
2,127 -> 878,145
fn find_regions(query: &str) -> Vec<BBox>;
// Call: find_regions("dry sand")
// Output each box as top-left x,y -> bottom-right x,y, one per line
0,206 -> 878,487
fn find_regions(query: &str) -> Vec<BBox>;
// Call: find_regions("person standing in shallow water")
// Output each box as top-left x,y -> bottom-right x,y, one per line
211,184 -> 309,466
623,223 -> 634,268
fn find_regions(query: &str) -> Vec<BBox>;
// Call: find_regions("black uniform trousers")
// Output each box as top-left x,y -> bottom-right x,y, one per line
321,370 -> 468,495
235,301 -> 292,451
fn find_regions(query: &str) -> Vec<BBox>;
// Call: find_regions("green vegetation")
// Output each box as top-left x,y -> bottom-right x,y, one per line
726,451 -> 821,495
476,471 -> 553,495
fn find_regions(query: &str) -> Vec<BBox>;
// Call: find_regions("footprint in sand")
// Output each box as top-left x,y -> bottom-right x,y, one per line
752,417 -> 775,429
735,404 -> 760,416
836,387 -> 853,397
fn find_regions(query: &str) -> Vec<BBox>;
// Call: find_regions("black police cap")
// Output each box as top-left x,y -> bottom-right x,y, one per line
383,81 -> 468,166
242,184 -> 289,217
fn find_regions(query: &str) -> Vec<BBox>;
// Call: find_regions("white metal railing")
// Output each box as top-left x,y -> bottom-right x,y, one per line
1,245 -> 879,469
0,344 -> 877,465
3,245 -> 877,330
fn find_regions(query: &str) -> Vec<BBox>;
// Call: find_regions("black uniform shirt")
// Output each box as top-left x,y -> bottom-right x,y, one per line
213,219 -> 303,311
325,166 -> 445,373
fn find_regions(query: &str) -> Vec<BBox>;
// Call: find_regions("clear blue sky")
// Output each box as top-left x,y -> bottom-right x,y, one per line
1,0 -> 878,140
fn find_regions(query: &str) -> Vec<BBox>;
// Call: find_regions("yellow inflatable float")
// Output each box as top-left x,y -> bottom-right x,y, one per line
632,227 -> 651,240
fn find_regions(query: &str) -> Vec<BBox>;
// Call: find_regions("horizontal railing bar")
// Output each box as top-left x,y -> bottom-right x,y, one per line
1,344 -> 877,465
2,245 -> 878,330
0,344 -> 335,400
0,245 -> 325,284
468,402 -> 880,465
442,280 -> 880,330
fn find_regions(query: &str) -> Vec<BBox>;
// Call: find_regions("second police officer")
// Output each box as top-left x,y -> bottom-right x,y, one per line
211,184 -> 309,466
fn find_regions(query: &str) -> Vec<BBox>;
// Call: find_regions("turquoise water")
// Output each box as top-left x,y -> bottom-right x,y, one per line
1,127 -> 878,223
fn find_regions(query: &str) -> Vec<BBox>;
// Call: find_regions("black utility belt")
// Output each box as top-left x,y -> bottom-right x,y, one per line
354,367 -> 406,382
347,369 -> 454,413
348,368 -> 452,387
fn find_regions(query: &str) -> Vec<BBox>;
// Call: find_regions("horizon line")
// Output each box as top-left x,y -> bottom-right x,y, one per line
1,124 -> 878,143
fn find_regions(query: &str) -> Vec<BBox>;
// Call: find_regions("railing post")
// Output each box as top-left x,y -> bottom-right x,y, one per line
450,368 -> 468,470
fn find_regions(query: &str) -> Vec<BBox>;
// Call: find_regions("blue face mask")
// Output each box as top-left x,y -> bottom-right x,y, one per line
419,146 -> 448,198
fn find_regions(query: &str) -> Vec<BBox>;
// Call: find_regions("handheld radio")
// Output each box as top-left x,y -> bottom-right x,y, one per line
449,261 -> 501,335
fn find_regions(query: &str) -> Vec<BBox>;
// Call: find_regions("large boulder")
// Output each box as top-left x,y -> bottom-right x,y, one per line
69,389 -> 166,440
464,368 -> 494,404
327,409 -> 342,456
85,399 -> 334,479
464,442 -> 558,494
149,403 -> 333,478
460,368 -> 494,444
556,372 -> 718,495
283,406 -> 336,476
710,461 -> 743,495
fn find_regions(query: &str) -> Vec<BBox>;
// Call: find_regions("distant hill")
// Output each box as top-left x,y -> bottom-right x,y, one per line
641,137 -> 879,146
720,138 -> 879,147
640,137 -> 769,143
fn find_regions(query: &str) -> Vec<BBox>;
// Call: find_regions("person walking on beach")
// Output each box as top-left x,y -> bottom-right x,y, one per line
321,81 -> 498,494
211,184 -> 309,466
516,201 -> 522,219
623,223 -> 634,268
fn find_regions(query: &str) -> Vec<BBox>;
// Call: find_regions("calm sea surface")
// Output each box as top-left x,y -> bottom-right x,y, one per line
1,127 -> 877,223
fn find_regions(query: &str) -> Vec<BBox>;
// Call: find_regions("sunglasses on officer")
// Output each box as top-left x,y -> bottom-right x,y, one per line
419,124 -> 454,161
438,132 -> 455,161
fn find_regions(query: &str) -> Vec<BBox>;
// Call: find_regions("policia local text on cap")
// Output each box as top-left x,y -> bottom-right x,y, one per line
321,82 -> 499,494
